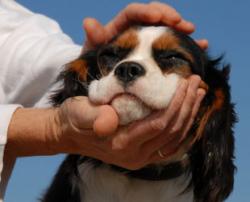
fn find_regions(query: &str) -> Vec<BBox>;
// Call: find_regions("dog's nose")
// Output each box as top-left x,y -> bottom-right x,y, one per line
114,62 -> 145,84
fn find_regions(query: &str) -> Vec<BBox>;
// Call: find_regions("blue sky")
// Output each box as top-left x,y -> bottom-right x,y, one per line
5,0 -> 250,201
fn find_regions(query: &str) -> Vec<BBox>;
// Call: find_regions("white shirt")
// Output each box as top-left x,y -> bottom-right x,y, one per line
0,0 -> 81,200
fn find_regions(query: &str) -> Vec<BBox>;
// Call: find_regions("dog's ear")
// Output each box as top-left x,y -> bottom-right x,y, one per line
51,50 -> 99,106
190,61 -> 236,202
41,155 -> 81,202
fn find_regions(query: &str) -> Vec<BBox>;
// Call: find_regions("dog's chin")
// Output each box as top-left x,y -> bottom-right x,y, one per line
111,93 -> 152,125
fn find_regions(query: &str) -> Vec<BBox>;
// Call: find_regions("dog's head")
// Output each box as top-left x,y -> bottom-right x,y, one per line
56,26 -> 209,125
52,26 -> 236,202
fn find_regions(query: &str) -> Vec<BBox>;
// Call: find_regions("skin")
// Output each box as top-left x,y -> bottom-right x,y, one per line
83,2 -> 208,50
5,2 -> 206,170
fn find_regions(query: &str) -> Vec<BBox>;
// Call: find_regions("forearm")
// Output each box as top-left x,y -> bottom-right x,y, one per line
5,108 -> 60,157
4,96 -> 119,160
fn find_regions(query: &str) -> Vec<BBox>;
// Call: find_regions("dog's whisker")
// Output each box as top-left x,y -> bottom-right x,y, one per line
87,72 -> 97,80
72,76 -> 89,90
96,74 -> 102,80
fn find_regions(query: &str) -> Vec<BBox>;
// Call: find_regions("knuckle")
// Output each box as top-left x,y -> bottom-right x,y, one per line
126,3 -> 141,10
173,99 -> 183,108
149,1 -> 169,9
171,124 -> 182,134
180,79 -> 188,89
150,119 -> 166,131
63,97 -> 72,107
188,91 -> 196,101
197,88 -> 206,98
149,1 -> 160,6
112,137 -> 129,151
191,75 -> 201,84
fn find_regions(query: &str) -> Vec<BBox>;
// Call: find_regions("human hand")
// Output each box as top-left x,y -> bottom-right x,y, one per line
5,75 -> 204,171
51,75 -> 205,170
51,97 -> 119,154
97,75 -> 206,169
83,2 -> 208,50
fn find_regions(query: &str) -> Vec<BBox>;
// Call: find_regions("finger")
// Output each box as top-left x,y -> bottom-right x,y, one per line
104,2 -> 184,42
93,105 -> 119,137
109,79 -> 189,150
118,79 -> 188,146
173,19 -> 195,34
149,2 -> 196,34
83,18 -> 106,50
104,3 -> 160,41
195,39 -> 209,50
64,96 -> 99,128
148,130 -> 187,164
145,88 -> 206,164
160,79 -> 189,122
149,2 -> 182,25
145,78 -> 188,134
142,128 -> 180,158
69,97 -> 119,135
180,88 -> 206,142
169,75 -> 201,134
147,88 -> 206,163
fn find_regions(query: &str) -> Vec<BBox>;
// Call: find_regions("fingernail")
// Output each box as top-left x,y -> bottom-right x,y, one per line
150,119 -> 166,131
197,89 -> 206,99
83,18 -> 95,29
186,21 -> 195,30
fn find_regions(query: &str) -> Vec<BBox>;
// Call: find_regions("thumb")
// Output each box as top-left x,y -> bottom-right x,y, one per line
93,105 -> 119,137
83,17 -> 107,51
63,97 -> 119,136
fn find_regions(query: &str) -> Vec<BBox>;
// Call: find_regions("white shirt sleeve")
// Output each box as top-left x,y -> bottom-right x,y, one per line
0,0 -> 82,199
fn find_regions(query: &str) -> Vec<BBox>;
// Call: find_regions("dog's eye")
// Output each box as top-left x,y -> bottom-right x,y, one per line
98,47 -> 129,72
154,50 -> 189,70
99,48 -> 119,66
159,54 -> 186,67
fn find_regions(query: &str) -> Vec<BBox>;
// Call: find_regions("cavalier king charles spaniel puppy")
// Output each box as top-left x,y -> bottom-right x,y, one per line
41,26 -> 236,202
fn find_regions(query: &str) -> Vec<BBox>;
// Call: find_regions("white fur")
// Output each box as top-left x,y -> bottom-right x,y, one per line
88,26 -> 180,125
111,94 -> 152,125
82,27 -> 191,202
78,162 -> 193,202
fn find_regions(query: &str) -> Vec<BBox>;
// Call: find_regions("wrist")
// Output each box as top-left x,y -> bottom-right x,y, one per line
6,107 -> 61,157
43,107 -> 63,155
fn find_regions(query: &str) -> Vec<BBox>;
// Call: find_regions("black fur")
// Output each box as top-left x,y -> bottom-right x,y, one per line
190,60 -> 236,202
173,31 -> 236,201
41,155 -> 81,202
42,27 -> 236,202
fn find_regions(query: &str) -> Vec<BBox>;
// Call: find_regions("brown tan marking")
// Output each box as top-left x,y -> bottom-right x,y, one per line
112,28 -> 139,49
193,88 -> 225,143
153,32 -> 180,50
68,59 -> 88,81
165,65 -> 192,78
153,32 -> 194,63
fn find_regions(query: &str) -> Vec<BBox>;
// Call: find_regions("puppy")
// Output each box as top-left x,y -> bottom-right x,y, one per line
41,26 -> 236,202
